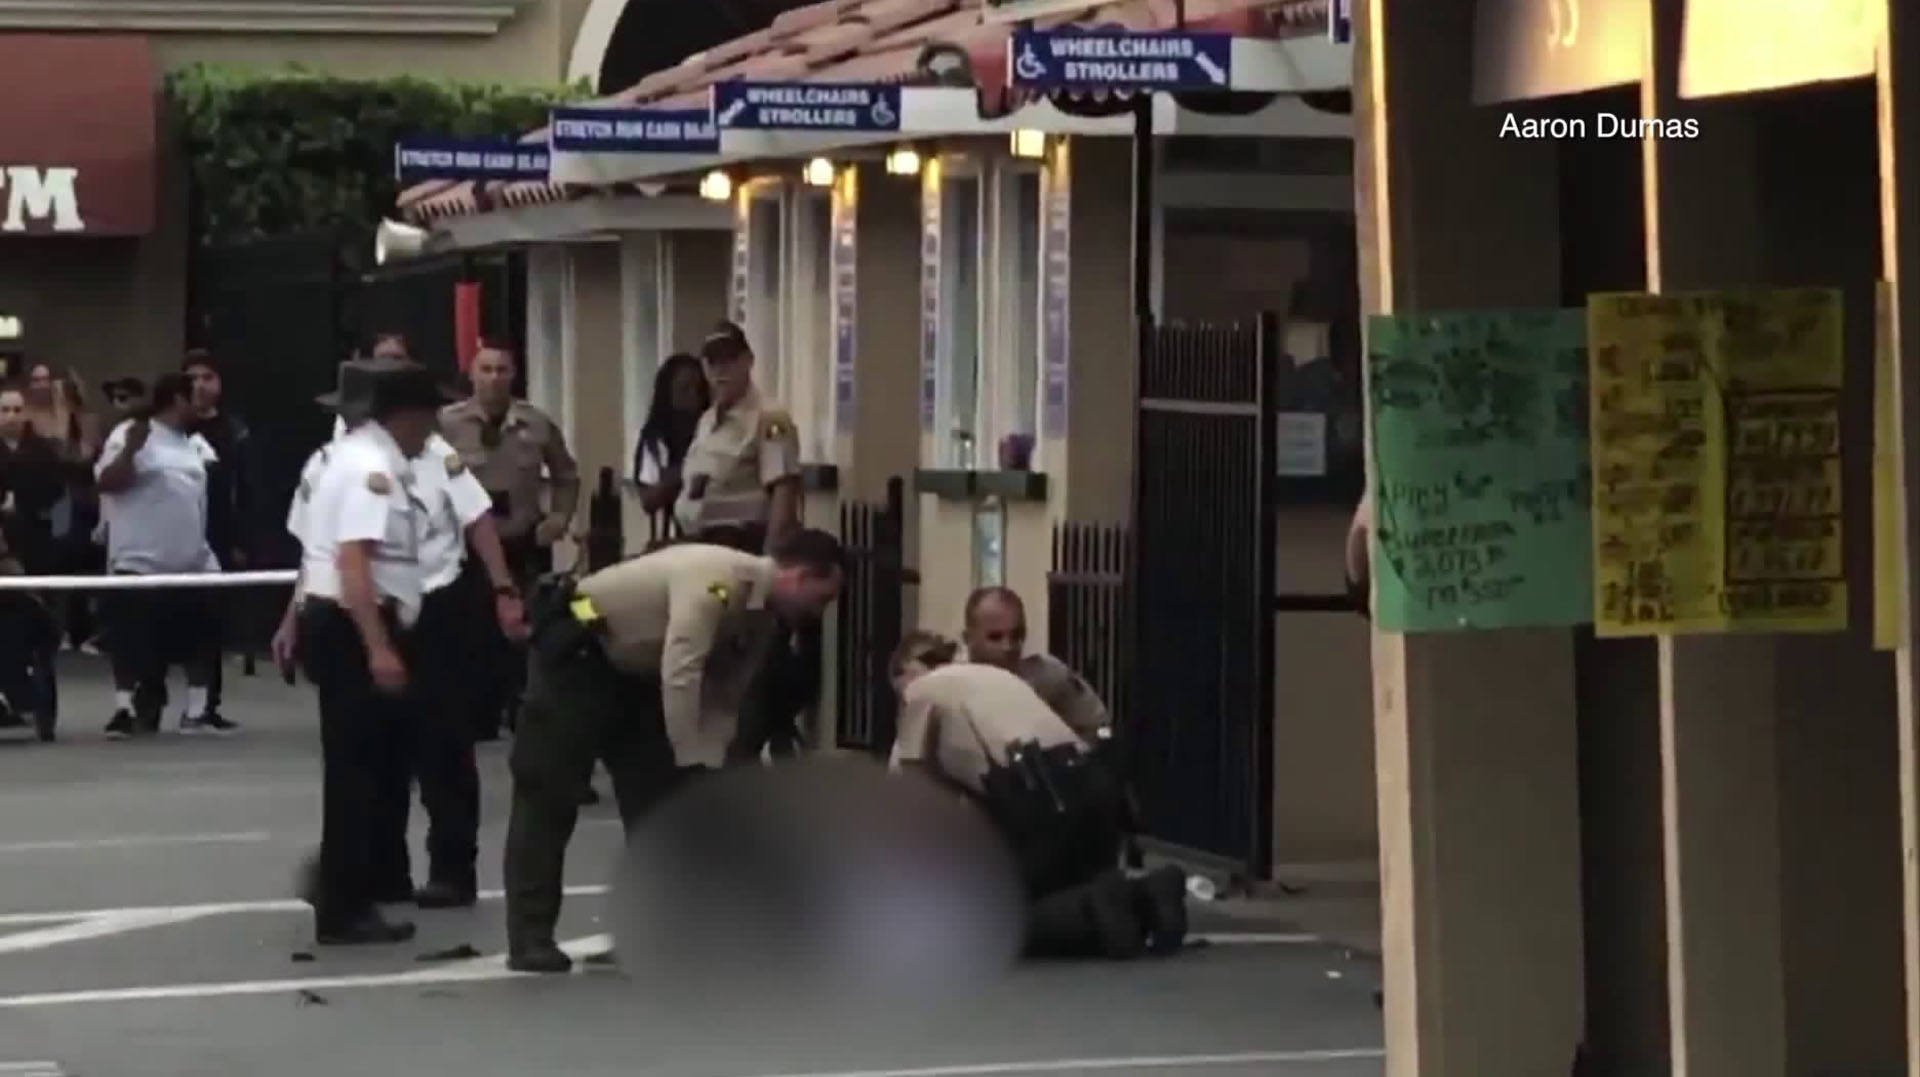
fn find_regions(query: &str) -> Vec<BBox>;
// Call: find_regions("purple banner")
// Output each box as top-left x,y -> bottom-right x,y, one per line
831,174 -> 858,433
919,174 -> 941,430
1041,154 -> 1071,438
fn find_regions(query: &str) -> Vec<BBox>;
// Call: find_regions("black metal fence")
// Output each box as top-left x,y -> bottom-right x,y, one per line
835,476 -> 911,755
1046,522 -> 1132,730
1126,312 -> 1281,881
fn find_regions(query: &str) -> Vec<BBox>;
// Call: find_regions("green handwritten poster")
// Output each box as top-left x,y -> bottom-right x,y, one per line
1368,310 -> 1593,630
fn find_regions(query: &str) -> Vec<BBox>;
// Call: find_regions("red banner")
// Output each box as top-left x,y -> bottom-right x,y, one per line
454,282 -> 482,372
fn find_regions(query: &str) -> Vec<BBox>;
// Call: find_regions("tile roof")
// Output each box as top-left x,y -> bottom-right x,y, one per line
402,0 -> 1331,222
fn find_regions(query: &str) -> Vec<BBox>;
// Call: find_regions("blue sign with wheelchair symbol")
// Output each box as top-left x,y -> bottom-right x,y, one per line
1009,28 -> 1235,91
712,81 -> 902,132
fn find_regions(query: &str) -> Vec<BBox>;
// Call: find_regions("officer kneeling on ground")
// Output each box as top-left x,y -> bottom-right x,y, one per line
887,632 -> 1188,959
503,528 -> 846,974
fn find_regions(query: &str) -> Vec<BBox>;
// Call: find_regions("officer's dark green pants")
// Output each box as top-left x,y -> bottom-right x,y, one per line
502,641 -> 679,954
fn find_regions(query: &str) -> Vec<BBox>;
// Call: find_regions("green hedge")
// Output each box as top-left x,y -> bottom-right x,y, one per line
165,65 -> 582,247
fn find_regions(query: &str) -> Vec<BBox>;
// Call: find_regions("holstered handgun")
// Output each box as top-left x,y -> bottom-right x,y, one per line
527,574 -> 598,667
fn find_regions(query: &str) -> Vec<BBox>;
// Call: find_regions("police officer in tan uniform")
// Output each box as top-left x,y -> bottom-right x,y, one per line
888,632 -> 1187,959
674,322 -> 802,548
440,343 -> 580,734
960,586 -> 1110,743
502,529 -> 846,973
673,321 -> 816,758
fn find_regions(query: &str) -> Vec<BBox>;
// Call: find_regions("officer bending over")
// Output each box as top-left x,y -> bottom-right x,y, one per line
961,586 -> 1110,743
504,529 -> 846,973
888,632 -> 1188,959
295,363 -> 442,946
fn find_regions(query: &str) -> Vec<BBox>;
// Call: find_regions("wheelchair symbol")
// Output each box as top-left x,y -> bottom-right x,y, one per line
1014,43 -> 1049,82
869,94 -> 897,128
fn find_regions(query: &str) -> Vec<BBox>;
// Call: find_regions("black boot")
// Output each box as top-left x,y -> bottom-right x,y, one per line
1085,872 -> 1147,959
507,941 -> 573,974
1133,866 -> 1189,953
317,912 -> 416,946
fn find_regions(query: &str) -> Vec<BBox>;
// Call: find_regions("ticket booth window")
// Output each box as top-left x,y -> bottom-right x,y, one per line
745,184 -> 786,400
937,162 -> 985,468
787,190 -> 834,461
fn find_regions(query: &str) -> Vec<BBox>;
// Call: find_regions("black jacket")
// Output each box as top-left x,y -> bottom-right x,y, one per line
0,431 -> 67,573
190,410 -> 258,564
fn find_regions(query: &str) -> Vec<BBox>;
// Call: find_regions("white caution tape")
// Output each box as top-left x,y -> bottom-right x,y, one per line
0,570 -> 297,591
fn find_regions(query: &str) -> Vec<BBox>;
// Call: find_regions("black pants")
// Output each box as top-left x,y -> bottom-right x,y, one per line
105,573 -> 213,714
298,599 -> 413,933
0,593 -> 55,727
696,524 -> 820,759
502,627 -> 680,953
375,581 -> 483,890
993,754 -> 1127,900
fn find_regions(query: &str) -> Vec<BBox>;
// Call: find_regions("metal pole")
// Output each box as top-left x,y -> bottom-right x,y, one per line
1130,97 -> 1154,321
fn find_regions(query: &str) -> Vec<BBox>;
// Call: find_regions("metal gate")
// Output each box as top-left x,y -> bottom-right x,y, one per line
1128,311 -> 1281,881
835,476 -> 912,755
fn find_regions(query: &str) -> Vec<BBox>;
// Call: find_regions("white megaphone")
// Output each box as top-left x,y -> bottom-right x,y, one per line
374,218 -> 428,266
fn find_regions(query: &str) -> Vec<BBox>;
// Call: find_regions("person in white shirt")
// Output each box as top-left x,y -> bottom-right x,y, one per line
92,372 -> 226,739
294,360 -> 443,947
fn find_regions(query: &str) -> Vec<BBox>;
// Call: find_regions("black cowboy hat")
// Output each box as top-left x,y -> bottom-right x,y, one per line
317,358 -> 456,418
366,359 -> 455,415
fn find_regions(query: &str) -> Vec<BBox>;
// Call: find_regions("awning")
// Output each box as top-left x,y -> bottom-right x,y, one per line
0,34 -> 156,237
400,0 -> 1333,223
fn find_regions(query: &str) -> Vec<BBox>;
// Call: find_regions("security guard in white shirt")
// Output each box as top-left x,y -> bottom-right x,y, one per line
384,402 -> 526,910
295,361 -> 444,946
272,360 -> 376,675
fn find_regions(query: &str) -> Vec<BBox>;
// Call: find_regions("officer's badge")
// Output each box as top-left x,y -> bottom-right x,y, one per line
446,453 -> 465,475
366,472 -> 393,494
707,581 -> 731,602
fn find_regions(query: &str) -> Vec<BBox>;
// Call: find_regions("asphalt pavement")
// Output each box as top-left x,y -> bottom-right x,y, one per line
0,655 -> 1382,1077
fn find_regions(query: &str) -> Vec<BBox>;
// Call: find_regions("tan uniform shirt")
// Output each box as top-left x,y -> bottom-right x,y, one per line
1015,654 -> 1110,743
890,663 -> 1083,796
574,543 -> 780,768
439,398 -> 580,542
675,386 -> 801,535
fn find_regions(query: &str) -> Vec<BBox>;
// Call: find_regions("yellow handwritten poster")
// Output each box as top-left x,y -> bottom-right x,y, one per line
1875,281 -> 1905,649
1589,287 -> 1846,636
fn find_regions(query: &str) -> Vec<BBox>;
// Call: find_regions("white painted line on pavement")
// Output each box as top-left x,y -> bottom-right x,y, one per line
1195,932 -> 1321,945
0,831 -> 272,855
0,933 -> 614,1009
0,1064 -> 65,1076
734,1049 -> 1387,1076
0,926 -> 1329,1010
0,910 -> 211,955
0,884 -> 612,926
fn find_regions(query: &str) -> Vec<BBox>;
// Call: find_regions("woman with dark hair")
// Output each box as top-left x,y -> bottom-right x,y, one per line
631,353 -> 710,544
